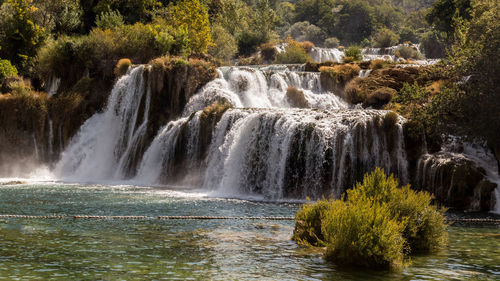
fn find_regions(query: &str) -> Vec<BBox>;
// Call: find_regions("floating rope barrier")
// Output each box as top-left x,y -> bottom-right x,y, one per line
0,214 -> 499,223
0,214 -> 295,221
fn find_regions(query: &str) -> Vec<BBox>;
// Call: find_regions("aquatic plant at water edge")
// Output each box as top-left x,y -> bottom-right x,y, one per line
293,168 -> 448,269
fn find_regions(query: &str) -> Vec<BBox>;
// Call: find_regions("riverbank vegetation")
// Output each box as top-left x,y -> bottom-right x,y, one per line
293,168 -> 448,269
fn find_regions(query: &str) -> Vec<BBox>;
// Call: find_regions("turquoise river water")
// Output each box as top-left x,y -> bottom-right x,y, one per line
0,182 -> 499,280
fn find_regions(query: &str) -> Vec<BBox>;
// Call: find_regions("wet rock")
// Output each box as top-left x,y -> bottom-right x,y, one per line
415,152 -> 496,211
0,180 -> 27,185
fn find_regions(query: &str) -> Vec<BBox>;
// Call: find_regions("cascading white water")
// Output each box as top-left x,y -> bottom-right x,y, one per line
32,133 -> 39,160
309,48 -> 344,63
55,65 -> 151,181
134,115 -> 200,185
182,65 -> 347,116
276,43 -> 437,64
359,69 -> 372,78
48,119 -> 54,159
135,108 -> 408,200
46,75 -> 61,97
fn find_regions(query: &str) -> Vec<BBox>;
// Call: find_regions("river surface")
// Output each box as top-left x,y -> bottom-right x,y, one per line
0,181 -> 499,280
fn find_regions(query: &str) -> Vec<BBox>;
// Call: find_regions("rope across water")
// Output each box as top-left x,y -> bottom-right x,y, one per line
0,214 -> 499,223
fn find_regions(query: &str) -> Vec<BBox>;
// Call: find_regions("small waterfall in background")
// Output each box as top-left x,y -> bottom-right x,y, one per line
55,65 -> 151,181
276,43 -> 439,64
309,48 -> 344,63
46,75 -> 61,97
183,65 -> 347,115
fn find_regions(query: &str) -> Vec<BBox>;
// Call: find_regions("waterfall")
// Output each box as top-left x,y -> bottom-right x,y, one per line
416,140 -> 500,212
182,65 -> 347,116
359,69 -> 372,78
309,48 -> 344,63
53,63 -> 411,201
58,124 -> 64,152
133,108 -> 408,200
48,119 -> 54,160
55,65 -> 151,181
32,133 -> 39,160
46,75 -> 61,96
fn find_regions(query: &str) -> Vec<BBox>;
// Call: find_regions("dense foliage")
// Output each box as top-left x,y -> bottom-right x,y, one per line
293,168 -> 448,269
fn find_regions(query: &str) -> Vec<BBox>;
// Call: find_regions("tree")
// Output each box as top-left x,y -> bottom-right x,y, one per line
95,9 -> 124,29
285,21 -> 325,45
447,0 -> 500,162
33,0 -> 82,35
426,0 -> 471,36
372,28 -> 399,48
169,0 -> 212,54
330,0 -> 375,44
209,23 -> 237,60
0,0 -> 46,72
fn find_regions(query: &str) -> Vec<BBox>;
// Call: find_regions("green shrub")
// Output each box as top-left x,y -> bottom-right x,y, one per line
9,79 -> 32,96
286,86 -> 309,108
322,193 -> 405,269
37,22 -> 195,87
114,58 -> 132,77
293,199 -> 330,246
393,82 -> 429,106
419,31 -> 446,59
324,37 -> 340,48
394,46 -> 423,60
348,168 -> 448,254
293,168 -> 448,270
0,59 -> 18,90
344,46 -> 362,61
95,10 -> 124,30
276,41 -> 311,64
373,28 -> 400,48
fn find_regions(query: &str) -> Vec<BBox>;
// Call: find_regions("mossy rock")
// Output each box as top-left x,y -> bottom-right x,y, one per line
319,64 -> 360,93
286,87 -> 309,108
366,87 -> 397,108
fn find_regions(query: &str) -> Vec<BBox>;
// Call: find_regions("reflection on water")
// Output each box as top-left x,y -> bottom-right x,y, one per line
0,183 -> 499,280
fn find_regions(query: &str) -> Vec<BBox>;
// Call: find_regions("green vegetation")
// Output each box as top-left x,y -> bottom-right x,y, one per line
114,58 -> 132,77
394,45 -> 423,60
200,100 -> 233,121
324,37 -> 340,48
344,46 -> 362,62
319,64 -> 360,85
293,168 -> 448,269
275,39 -> 311,64
372,28 -> 399,48
0,0 -> 46,72
95,10 -> 124,30
0,59 -> 18,90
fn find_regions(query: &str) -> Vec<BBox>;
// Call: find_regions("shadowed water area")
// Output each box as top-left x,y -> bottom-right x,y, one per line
0,182 -> 499,280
